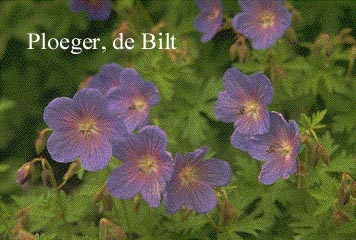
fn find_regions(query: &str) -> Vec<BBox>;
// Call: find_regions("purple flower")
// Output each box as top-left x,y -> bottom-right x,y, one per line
43,88 -> 128,171
107,126 -> 173,208
194,0 -> 223,43
69,0 -> 111,21
247,112 -> 300,185
107,68 -> 160,132
215,67 -> 273,148
87,63 -> 124,96
233,0 -> 292,49
165,147 -> 232,214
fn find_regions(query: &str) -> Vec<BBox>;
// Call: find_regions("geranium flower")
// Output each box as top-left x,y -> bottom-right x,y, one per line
69,0 -> 111,21
107,126 -> 173,208
215,67 -> 273,146
247,112 -> 300,184
194,0 -> 223,43
165,147 -> 232,214
233,0 -> 292,49
107,68 -> 160,131
87,63 -> 124,96
43,88 -> 128,171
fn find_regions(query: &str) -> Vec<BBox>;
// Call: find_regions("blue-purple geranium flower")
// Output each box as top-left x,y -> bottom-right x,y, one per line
107,68 -> 160,132
194,0 -> 223,43
87,63 -> 124,96
233,0 -> 292,49
70,0 -> 111,21
43,88 -> 128,171
247,112 -> 300,184
165,147 -> 232,214
215,67 -> 273,150
107,126 -> 173,208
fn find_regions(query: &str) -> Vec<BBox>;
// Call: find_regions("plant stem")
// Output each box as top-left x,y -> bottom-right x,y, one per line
205,214 -> 220,232
121,199 -> 132,238
40,158 -> 67,223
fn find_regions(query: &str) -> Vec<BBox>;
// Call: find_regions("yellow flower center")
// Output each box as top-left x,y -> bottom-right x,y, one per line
240,101 -> 260,120
138,155 -> 158,174
79,120 -> 98,136
267,141 -> 292,157
207,7 -> 220,21
129,99 -> 146,112
180,165 -> 198,186
259,12 -> 275,29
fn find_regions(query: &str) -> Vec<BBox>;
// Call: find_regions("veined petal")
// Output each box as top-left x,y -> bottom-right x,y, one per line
107,163 -> 143,199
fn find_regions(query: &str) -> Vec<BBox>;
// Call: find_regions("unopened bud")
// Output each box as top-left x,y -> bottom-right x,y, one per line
271,64 -> 286,80
133,195 -> 141,213
230,36 -> 248,63
285,28 -> 298,44
35,131 -> 47,155
63,160 -> 81,182
100,218 -> 127,240
311,143 -> 329,167
41,166 -> 52,187
103,190 -> 113,212
337,182 -> 350,205
333,209 -> 351,226
15,208 -> 30,229
93,186 -> 105,205
16,162 -> 35,186
221,199 -> 237,223
112,21 -> 131,41
151,21 -> 168,34
79,76 -> 92,90
313,33 -> 333,57
15,229 -> 36,240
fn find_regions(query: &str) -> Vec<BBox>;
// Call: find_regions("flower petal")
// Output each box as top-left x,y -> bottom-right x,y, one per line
230,130 -> 255,152
43,97 -> 78,131
138,126 -> 168,156
249,73 -> 273,104
46,131 -> 81,163
165,177 -> 186,214
215,91 -> 242,123
199,159 -> 232,186
233,106 -> 270,135
107,163 -> 143,199
79,134 -> 112,171
185,182 -> 217,213
87,63 -> 124,95
141,174 -> 165,208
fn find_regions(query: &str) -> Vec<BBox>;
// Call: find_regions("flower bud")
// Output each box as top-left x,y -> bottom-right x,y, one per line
333,209 -> 350,226
15,208 -> 30,229
100,218 -> 127,240
221,199 -> 237,223
79,76 -> 92,90
35,131 -> 46,155
337,182 -> 350,205
313,33 -> 333,57
230,36 -> 248,63
350,181 -> 356,198
133,194 -> 141,213
311,143 -> 329,167
151,21 -> 168,34
41,166 -> 52,188
285,28 -> 297,44
63,160 -> 81,183
112,21 -> 131,41
271,64 -> 286,80
15,229 -> 36,240
103,190 -> 113,212
16,162 -> 35,186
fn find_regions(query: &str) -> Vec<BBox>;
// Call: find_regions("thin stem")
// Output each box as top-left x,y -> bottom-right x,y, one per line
121,199 -> 132,238
205,214 -> 220,232
40,158 -> 67,223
